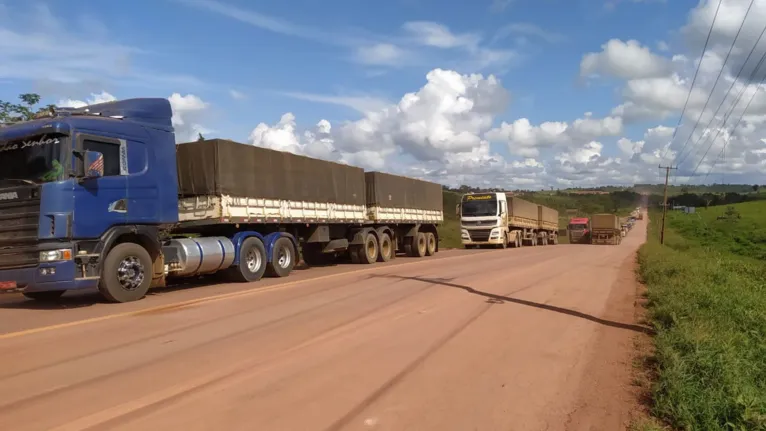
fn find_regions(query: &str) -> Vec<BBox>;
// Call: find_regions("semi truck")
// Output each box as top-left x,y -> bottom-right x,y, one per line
590,213 -> 622,245
458,192 -> 558,248
0,98 -> 443,303
567,217 -> 590,244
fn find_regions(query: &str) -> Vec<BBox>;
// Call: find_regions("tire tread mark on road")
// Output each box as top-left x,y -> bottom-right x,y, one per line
0,280 -> 430,416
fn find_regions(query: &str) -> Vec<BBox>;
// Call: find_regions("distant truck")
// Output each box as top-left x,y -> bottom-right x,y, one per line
567,217 -> 591,244
0,98 -> 443,303
459,192 -> 558,248
590,214 -> 622,245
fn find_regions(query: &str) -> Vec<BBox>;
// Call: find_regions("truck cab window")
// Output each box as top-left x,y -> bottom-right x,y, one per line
83,139 -> 121,176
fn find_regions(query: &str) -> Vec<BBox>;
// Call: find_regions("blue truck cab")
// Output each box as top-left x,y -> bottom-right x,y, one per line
0,98 -> 182,302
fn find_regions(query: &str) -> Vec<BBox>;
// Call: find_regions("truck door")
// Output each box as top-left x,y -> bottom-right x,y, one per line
72,134 -> 128,238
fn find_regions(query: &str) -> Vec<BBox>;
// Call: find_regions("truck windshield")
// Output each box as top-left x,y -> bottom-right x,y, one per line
0,133 -> 65,185
461,198 -> 498,217
569,223 -> 587,230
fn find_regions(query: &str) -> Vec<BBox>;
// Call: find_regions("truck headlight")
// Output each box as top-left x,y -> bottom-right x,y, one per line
39,249 -> 73,262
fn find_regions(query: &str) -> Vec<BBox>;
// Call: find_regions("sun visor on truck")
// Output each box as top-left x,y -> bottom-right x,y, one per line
365,171 -> 443,211
176,139 -> 366,205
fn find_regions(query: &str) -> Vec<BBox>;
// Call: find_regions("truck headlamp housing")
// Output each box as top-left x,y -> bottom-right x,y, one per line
39,249 -> 73,262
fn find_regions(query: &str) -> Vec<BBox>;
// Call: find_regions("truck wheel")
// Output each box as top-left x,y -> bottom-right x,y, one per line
23,291 -> 64,302
225,237 -> 267,282
377,232 -> 394,262
266,237 -> 295,277
98,242 -> 152,303
539,234 -> 546,246
357,232 -> 379,264
425,232 -> 437,256
411,232 -> 427,257
498,233 -> 507,249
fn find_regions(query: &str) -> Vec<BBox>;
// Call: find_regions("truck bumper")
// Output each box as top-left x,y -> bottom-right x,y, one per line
0,260 -> 98,293
460,228 -> 506,246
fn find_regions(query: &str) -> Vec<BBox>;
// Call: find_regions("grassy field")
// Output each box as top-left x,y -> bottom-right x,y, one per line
638,202 -> 766,430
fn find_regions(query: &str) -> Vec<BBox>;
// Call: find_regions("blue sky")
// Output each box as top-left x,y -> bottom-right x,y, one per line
2,0 -> 764,188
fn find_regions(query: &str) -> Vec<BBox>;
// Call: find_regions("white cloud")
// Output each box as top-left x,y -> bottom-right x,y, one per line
580,39 -> 672,80
56,92 -> 118,109
402,22 -> 481,49
0,4 -> 201,91
354,43 -> 410,66
176,0 -> 516,72
168,93 -> 212,142
493,23 -> 565,44
54,91 -> 212,143
229,89 -> 247,100
248,68 -> 511,177
485,113 -> 623,158
278,91 -> 391,114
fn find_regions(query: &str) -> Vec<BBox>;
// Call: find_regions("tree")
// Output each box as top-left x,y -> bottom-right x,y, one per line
197,132 -> 206,142
0,93 -> 56,126
753,184 -> 760,193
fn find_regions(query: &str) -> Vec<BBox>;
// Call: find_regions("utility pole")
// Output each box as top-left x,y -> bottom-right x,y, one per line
659,165 -> 677,245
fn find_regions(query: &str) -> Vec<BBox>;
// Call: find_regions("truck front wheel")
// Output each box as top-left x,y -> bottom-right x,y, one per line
99,242 -> 152,303
266,237 -> 295,277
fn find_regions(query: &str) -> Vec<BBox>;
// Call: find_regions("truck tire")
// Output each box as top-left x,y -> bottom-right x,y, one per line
425,232 -> 437,256
498,232 -> 507,249
23,291 -> 64,302
357,232 -> 379,264
266,237 -> 296,277
410,232 -> 427,257
225,237 -> 267,282
377,232 -> 394,262
98,242 -> 152,303
539,233 -> 546,246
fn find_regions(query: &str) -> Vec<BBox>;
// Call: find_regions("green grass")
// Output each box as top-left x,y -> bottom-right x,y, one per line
639,202 -> 766,430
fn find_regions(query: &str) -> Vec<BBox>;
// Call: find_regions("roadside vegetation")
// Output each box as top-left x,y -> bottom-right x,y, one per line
639,201 -> 766,430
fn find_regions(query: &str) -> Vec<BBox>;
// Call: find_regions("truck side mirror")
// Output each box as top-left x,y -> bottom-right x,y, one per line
73,150 -> 105,179
455,204 -> 460,216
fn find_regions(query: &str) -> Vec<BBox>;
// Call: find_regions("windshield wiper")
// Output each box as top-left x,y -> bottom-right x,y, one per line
0,178 -> 37,186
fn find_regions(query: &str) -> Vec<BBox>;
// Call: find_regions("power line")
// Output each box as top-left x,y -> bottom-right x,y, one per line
689,63 -> 766,181
674,0 -> 756,167
659,0 -> 723,164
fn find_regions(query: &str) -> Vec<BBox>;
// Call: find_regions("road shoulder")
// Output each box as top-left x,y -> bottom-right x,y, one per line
564,250 -> 650,431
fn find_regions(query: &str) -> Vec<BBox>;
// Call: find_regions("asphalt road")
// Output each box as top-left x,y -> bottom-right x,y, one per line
0,220 -> 648,431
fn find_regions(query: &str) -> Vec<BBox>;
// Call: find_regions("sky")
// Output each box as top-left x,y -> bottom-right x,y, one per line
1,0 -> 765,189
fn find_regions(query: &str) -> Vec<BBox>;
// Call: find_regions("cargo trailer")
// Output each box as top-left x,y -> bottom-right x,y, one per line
0,99 -> 443,304
458,192 -> 558,248
590,213 -> 621,245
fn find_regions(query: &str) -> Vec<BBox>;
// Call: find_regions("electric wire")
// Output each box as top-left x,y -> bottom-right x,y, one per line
659,0 -> 723,164
674,0 -> 756,167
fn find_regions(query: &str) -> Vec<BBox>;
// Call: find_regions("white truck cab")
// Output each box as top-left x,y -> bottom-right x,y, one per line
457,192 -> 510,247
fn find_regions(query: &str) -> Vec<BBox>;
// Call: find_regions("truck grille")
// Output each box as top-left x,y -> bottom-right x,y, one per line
467,229 -> 492,242
0,186 -> 40,270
